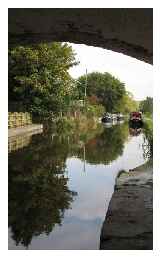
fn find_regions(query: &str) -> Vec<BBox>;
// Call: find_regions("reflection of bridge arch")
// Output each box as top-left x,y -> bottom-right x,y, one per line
8,9 -> 152,64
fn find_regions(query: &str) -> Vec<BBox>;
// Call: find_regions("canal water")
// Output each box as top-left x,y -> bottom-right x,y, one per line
8,121 -> 150,250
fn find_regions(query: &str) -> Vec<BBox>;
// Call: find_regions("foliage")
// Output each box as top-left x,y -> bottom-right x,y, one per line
9,42 -> 78,118
76,72 -> 126,113
139,97 -> 153,114
116,91 -> 138,113
55,117 -> 75,133
9,44 -> 139,119
85,102 -> 105,118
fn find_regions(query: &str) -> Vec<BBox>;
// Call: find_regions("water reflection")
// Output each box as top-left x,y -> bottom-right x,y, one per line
8,121 -> 152,249
78,123 -> 129,165
128,121 -> 152,159
143,122 -> 153,160
8,134 -> 76,248
129,127 -> 142,136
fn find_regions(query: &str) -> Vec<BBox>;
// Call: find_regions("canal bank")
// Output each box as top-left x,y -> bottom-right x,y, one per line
100,161 -> 153,250
8,124 -> 43,138
8,125 -> 44,153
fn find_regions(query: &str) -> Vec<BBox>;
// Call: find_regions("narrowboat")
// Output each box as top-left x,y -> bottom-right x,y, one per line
129,112 -> 143,127
101,113 -> 112,123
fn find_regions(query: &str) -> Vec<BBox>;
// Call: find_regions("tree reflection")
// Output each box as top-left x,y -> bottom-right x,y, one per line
8,134 -> 74,248
77,123 -> 129,165
8,121 -> 129,248
128,120 -> 153,160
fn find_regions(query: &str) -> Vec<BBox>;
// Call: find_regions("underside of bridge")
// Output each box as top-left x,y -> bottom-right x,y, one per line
8,8 -> 153,64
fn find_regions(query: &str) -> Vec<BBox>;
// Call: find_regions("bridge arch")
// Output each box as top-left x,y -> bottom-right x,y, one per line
8,8 -> 153,64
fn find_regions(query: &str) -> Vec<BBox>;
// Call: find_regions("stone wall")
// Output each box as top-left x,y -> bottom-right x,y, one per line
100,163 -> 153,250
8,112 -> 32,129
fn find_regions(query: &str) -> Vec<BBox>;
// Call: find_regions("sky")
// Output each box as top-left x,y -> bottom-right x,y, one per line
68,43 -> 153,101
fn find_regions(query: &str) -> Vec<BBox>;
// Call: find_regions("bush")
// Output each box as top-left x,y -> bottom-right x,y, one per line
86,103 -> 105,118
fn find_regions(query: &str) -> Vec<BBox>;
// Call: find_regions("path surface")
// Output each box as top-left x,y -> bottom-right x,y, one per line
8,124 -> 43,138
100,162 -> 153,250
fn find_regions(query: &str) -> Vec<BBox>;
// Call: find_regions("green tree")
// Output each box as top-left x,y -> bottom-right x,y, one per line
9,42 -> 78,118
116,91 -> 138,113
139,97 -> 153,114
76,72 -> 126,112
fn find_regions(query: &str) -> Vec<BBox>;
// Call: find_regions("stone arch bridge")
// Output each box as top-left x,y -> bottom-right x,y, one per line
8,8 -> 152,64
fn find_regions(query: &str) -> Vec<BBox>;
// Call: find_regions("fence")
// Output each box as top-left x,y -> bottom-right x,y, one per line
8,112 -> 32,129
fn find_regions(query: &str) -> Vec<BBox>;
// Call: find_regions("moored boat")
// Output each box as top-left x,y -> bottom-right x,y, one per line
101,113 -> 124,123
101,113 -> 112,123
117,113 -> 124,121
129,111 -> 143,127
